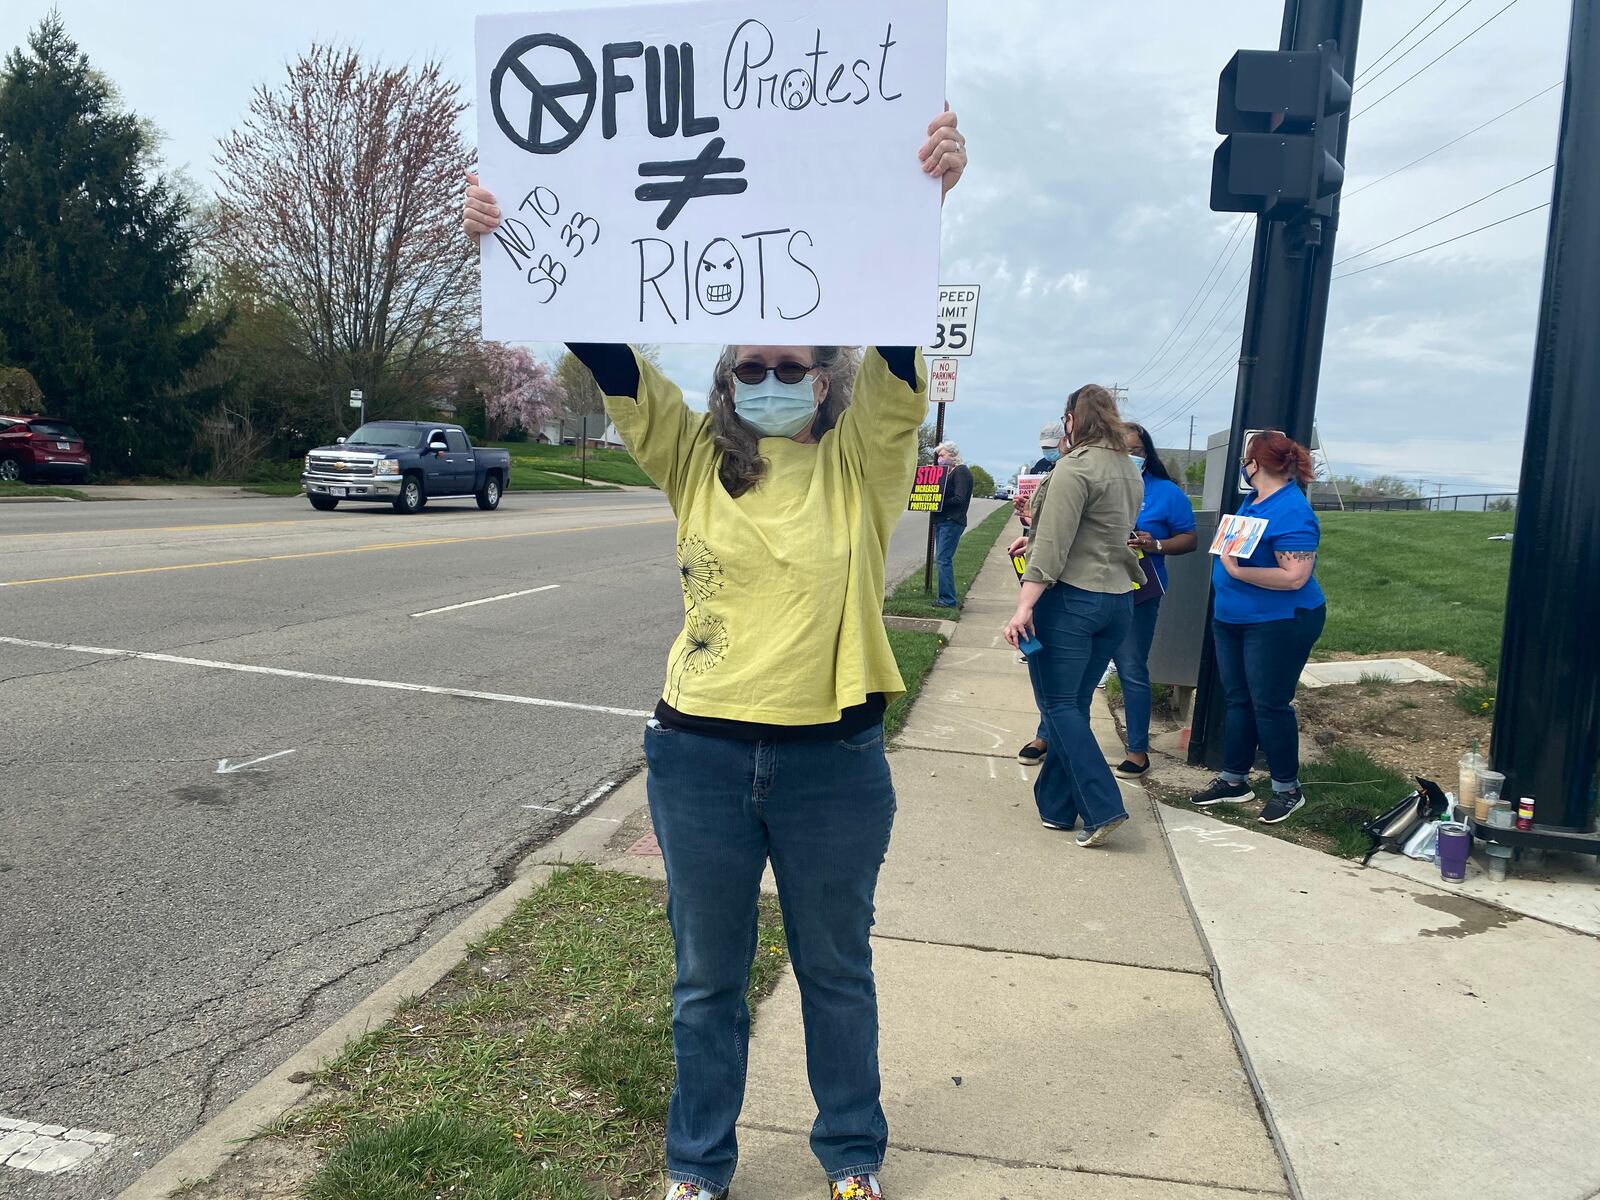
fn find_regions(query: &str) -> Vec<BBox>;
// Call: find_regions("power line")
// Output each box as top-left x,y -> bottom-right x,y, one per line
1149,357 -> 1242,436
1338,164 -> 1552,265
1138,304 -> 1246,426
1138,287 -> 1248,420
1343,82 -> 1562,200
1353,0 -> 1527,120
1356,0 -> 1454,81
1333,202 -> 1549,279
1125,216 -> 1249,385
1356,0 -> 1476,90
1136,258 -> 1250,399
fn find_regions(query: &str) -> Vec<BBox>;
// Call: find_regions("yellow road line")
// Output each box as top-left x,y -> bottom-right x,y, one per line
1,517 -> 676,588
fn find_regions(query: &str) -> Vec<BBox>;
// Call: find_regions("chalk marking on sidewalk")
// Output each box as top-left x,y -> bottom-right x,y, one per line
1168,824 -> 1257,853
987,757 -> 997,780
412,585 -> 560,618
0,637 -> 653,719
0,1116 -> 115,1175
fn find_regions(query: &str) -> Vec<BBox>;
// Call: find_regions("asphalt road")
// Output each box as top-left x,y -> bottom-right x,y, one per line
0,488 -> 992,1198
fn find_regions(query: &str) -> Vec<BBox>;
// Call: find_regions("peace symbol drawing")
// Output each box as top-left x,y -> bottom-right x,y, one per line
490,34 -> 598,155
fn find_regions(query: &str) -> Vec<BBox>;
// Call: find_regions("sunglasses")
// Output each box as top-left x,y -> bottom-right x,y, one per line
733,360 -> 817,386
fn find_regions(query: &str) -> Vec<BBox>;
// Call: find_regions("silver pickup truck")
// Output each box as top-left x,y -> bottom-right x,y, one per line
302,422 -> 512,514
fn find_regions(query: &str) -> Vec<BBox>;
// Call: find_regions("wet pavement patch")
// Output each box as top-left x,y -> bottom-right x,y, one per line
1413,893 -> 1524,939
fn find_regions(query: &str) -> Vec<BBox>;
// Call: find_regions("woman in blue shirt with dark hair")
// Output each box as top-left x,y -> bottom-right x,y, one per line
1191,431 -> 1327,824
1110,424 -> 1197,777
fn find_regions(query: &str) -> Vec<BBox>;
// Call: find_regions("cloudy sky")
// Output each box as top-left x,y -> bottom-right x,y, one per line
2,0 -> 1574,491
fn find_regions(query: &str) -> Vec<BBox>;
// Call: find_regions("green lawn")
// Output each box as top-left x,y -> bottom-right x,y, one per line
885,629 -> 946,737
1316,511 -> 1511,677
0,481 -> 87,500
507,461 -> 619,492
1162,745 -> 1412,859
286,866 -> 785,1200
488,442 -> 656,489
884,505 -> 1013,620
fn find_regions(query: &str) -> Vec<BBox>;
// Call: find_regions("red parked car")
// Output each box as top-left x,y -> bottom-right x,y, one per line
0,415 -> 92,483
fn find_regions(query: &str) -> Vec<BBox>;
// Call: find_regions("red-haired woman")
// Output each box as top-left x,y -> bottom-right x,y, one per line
1190,431 -> 1326,824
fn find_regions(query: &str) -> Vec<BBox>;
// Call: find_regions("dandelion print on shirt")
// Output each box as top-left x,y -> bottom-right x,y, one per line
669,535 -> 729,706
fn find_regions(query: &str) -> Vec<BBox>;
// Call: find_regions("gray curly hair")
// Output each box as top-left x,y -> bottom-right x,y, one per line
706,346 -> 861,498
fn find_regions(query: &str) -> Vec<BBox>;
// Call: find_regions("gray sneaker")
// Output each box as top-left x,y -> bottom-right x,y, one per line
1076,816 -> 1128,847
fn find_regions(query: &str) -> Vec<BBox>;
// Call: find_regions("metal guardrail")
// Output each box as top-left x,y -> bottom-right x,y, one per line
1311,493 -> 1519,513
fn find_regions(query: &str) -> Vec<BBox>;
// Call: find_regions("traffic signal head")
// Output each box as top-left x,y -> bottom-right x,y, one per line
1211,43 -> 1351,217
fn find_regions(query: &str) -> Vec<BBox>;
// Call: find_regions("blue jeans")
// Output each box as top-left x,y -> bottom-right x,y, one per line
934,521 -> 964,606
644,722 -> 896,1193
1212,605 -> 1327,792
1111,597 -> 1163,755
1026,585 -> 1133,830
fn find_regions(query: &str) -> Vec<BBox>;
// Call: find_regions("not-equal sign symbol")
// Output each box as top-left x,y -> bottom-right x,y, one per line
635,137 -> 748,230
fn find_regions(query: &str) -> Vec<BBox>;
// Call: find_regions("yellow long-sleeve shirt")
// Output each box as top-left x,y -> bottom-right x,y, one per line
603,348 -> 928,725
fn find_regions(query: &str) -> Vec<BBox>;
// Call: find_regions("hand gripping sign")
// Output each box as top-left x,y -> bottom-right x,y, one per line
476,0 -> 948,346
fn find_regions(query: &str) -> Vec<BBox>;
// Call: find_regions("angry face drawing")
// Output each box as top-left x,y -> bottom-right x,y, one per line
695,239 -> 744,315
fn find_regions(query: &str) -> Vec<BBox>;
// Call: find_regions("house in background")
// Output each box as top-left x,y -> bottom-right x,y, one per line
535,418 -> 624,450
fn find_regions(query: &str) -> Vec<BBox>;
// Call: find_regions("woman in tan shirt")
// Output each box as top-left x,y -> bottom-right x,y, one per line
1003,385 -> 1143,847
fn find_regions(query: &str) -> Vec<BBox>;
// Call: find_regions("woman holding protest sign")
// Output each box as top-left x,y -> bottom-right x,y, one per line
464,108 -> 966,1200
1002,385 -> 1143,847
1189,431 -> 1325,824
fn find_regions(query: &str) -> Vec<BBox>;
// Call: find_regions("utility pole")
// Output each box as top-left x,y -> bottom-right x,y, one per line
1483,0 -> 1600,854
1190,0 -> 1363,769
1187,415 -> 1196,458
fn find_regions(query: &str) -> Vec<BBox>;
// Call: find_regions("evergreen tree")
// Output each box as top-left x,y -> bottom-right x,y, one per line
0,15 -> 220,473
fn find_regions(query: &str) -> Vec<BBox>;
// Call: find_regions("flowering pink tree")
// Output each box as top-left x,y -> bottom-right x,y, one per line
475,342 -> 561,439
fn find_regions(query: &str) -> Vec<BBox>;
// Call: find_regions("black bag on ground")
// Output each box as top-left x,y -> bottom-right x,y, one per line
1360,776 -> 1450,865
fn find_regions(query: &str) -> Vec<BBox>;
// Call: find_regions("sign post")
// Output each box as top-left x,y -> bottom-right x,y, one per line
349,389 -> 365,426
921,356 -> 959,592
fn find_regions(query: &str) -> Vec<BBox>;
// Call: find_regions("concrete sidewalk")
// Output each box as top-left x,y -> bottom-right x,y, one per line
604,521 -> 1290,1198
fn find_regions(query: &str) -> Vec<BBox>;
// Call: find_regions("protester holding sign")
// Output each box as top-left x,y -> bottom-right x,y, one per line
466,104 -> 966,1200
1111,423 -> 1198,778
931,441 -> 972,607
1190,431 -> 1325,825
1002,386 -> 1142,847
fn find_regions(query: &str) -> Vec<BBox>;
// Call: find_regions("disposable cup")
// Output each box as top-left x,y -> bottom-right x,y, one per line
1475,770 -> 1505,822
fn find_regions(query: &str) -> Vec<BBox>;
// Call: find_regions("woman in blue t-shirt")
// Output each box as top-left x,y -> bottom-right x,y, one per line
1110,424 -> 1197,777
1191,432 -> 1327,823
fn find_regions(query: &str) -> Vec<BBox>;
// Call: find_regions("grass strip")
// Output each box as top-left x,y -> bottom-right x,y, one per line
287,866 -> 785,1200
885,629 -> 946,738
884,504 -> 1013,621
488,442 -> 656,489
1161,744 -> 1413,859
0,481 -> 87,499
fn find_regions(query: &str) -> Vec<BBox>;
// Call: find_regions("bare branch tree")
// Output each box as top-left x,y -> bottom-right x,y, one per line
212,46 -> 474,433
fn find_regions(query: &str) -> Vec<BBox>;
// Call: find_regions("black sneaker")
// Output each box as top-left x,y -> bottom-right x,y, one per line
1018,741 -> 1048,766
1259,790 -> 1306,824
1190,778 -> 1253,807
1114,758 -> 1150,779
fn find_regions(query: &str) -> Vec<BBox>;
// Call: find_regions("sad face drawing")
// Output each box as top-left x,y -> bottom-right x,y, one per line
695,239 -> 744,315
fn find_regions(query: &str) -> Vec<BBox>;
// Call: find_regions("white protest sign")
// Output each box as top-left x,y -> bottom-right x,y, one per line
929,356 -> 958,404
475,0 -> 948,346
932,283 -> 980,355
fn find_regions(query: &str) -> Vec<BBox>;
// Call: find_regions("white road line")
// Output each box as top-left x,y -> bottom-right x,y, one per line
572,780 -> 617,814
411,585 -> 560,618
216,750 -> 296,775
0,1116 -> 114,1175
0,636 -> 652,720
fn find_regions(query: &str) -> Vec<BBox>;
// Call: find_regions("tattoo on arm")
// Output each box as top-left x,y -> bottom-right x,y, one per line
1277,551 -> 1317,563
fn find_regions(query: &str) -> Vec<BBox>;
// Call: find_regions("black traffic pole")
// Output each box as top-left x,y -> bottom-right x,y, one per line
1483,0 -> 1600,847
923,401 -> 947,593
1190,0 -> 1364,768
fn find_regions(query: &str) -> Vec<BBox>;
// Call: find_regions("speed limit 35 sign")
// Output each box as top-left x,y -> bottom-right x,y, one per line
933,284 -> 981,356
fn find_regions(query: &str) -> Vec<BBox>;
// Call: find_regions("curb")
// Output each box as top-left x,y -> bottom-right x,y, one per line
0,495 -> 81,504
115,776 -> 648,1200
1148,796 -> 1305,1200
882,614 -> 958,638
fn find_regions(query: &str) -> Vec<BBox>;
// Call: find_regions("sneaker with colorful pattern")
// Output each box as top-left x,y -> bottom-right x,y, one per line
665,1183 -> 726,1200
831,1174 -> 884,1200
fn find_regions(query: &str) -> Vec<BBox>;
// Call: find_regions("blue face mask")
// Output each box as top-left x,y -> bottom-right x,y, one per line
1129,454 -> 1145,471
732,375 -> 818,438
1041,448 -> 1061,463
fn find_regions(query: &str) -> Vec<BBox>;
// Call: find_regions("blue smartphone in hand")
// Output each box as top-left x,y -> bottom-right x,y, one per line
1018,632 -> 1044,657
